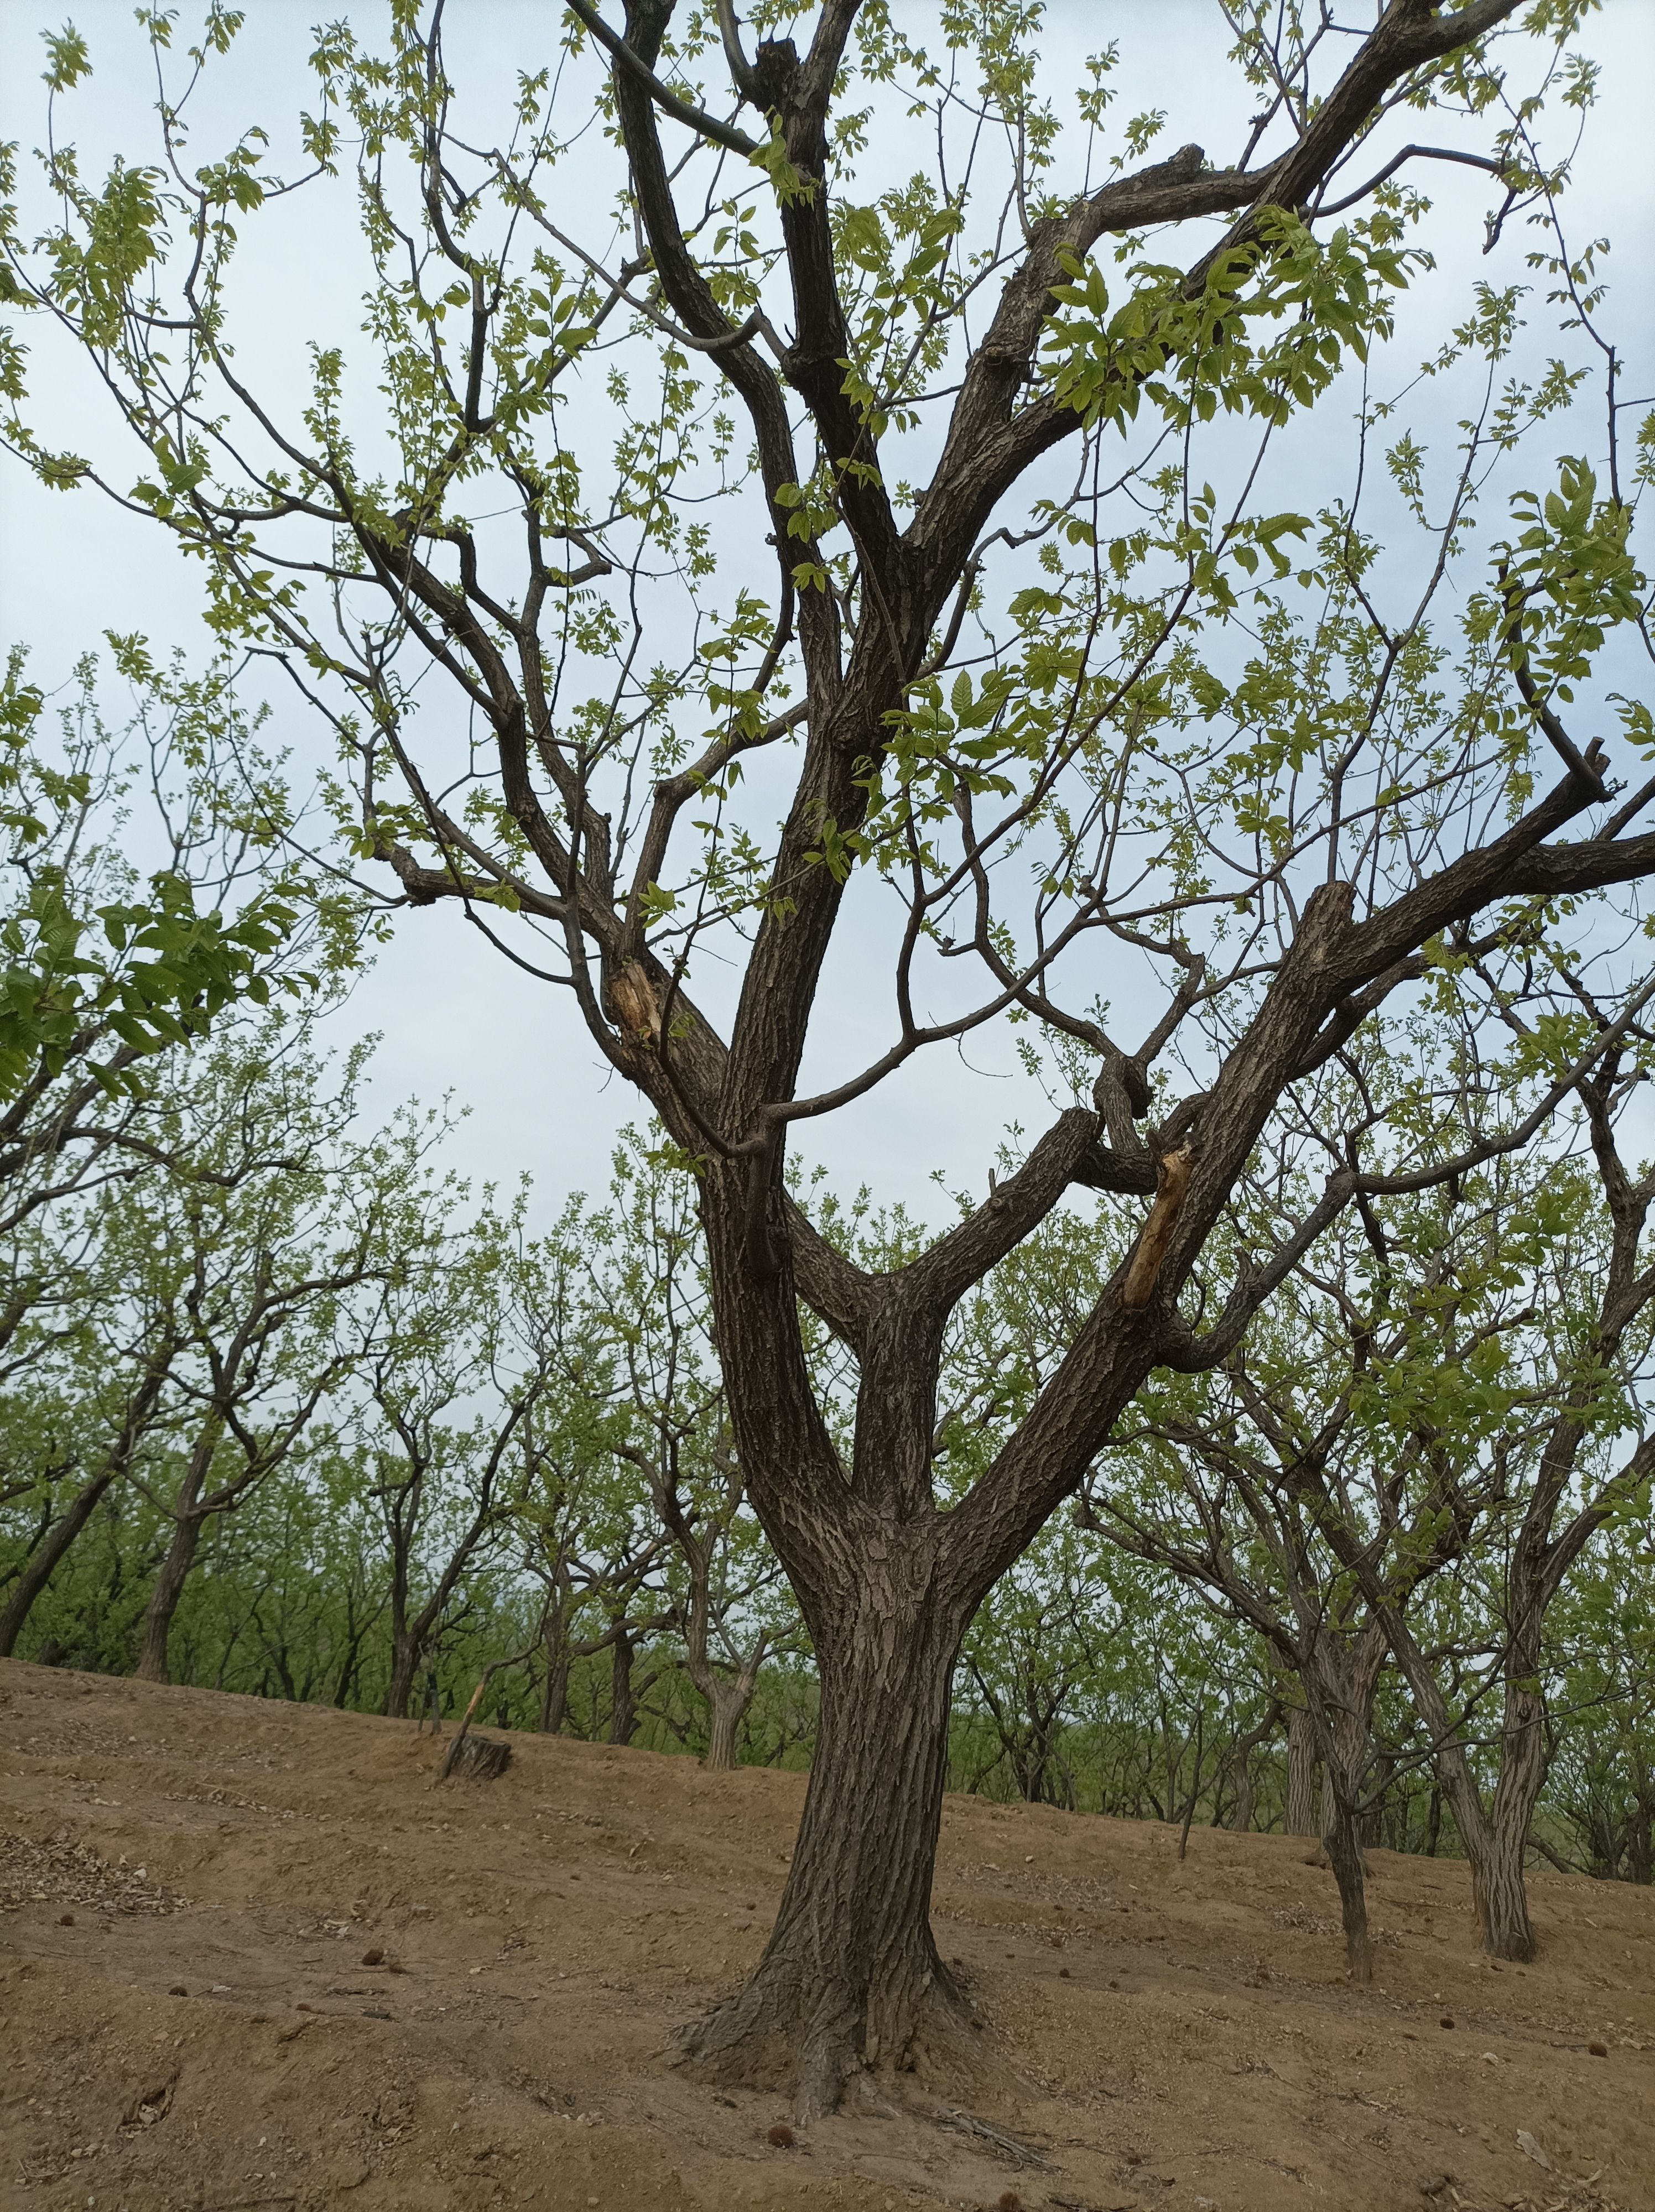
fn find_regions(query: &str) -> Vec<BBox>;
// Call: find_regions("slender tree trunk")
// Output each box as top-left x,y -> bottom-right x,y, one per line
533,1557 -> 577,1733
540,1640 -> 572,1734
135,1413 -> 231,1685
0,1353 -> 174,1659
1286,1707 -> 1319,1835
386,1631 -> 420,1720
1299,1654 -> 1373,1982
1315,1620 -> 1385,1858
331,1587 -> 371,1709
672,1591 -> 965,2117
1630,1810 -> 1653,1886
1361,1751 -> 1395,1846
683,1623 -> 765,1772
609,1625 -> 638,1746
134,1506 -> 206,1684
1321,1780 -> 1374,1981
1425,1782 -> 1443,1857
0,1465 -> 119,1658
1225,1700 -> 1280,1834
1629,1761 -> 1654,1887
1365,1598 -> 1538,1959
383,1509 -> 422,1719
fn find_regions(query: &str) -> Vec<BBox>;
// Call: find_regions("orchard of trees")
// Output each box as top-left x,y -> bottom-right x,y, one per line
1,0 -> 1652,2119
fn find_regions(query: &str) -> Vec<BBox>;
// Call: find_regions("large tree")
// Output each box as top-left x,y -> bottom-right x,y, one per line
4,0 -> 1652,2112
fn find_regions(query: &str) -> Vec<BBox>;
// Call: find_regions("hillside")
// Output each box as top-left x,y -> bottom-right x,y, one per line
1,1658 -> 1651,2212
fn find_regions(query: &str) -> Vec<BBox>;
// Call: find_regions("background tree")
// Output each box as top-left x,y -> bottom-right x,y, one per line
0,636 -> 324,1657
363,1187 -> 555,1720
1,642 -> 310,1237
954,1524 -> 1116,1811
1545,1520 -> 1655,1883
1305,1051 -> 1655,1958
121,1022 -> 404,1684
0,1287 -> 179,1660
580,1137 -> 798,1767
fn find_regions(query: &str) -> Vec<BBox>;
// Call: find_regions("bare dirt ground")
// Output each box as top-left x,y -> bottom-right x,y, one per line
1,1660 -> 1651,2212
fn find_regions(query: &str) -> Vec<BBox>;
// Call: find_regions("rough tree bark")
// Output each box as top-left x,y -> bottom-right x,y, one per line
1285,1707 -> 1319,1837
609,1619 -> 648,1745
685,1606 -> 768,1772
384,1619 -> 422,1723
672,1540 -> 964,2109
1298,1633 -> 1382,1980
539,1639 -> 573,1735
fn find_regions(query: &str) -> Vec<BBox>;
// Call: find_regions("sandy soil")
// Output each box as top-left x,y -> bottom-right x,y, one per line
1,1659 -> 1651,2212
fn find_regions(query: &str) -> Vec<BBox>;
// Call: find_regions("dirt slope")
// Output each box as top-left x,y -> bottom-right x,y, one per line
1,1660 -> 1651,2212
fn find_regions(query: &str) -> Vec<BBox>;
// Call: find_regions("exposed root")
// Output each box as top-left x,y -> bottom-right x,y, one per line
670,1944 -> 975,2122
933,2106 -> 1054,2171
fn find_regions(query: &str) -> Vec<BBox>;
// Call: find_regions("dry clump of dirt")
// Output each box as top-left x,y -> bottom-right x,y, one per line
1,1657 -> 1651,2212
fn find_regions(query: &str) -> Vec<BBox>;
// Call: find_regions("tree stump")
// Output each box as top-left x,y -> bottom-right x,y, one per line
441,1730 -> 512,1782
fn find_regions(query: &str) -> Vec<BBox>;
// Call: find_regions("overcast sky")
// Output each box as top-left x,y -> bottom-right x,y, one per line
3,0 -> 1652,1227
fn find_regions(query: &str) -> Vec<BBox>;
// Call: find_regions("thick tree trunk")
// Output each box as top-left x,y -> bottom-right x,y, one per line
134,1506 -> 205,1684
1471,1815 -> 1534,1960
1286,1708 -> 1318,1835
385,1634 -> 419,1721
672,1598 -> 965,2117
1319,1770 -> 1372,1982
705,1686 -> 745,1772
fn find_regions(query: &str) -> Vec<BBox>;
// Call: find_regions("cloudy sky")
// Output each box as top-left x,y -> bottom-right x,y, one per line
3,0 -> 1651,1225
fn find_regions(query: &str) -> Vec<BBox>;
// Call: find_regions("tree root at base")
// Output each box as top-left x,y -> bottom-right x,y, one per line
933,2106 -> 1054,2169
669,1959 -> 977,2121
